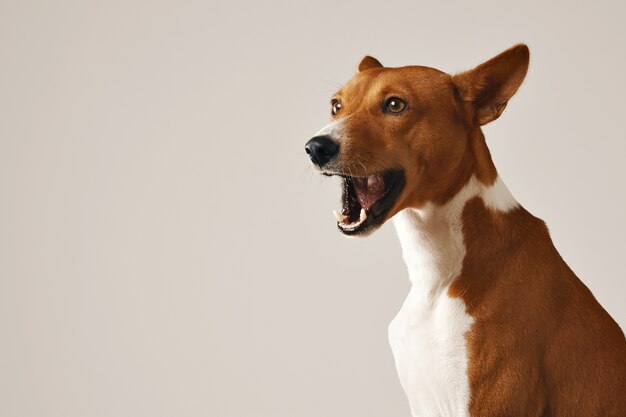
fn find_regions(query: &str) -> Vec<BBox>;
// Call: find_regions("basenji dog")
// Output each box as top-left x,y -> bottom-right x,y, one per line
305,44 -> 626,416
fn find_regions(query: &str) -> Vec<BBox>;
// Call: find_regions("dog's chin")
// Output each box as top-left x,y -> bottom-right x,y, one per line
326,169 -> 405,237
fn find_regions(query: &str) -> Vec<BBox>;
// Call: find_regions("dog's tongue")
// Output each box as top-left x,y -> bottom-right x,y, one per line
353,174 -> 385,210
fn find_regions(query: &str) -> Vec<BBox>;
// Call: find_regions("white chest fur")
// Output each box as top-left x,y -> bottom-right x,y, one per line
389,177 -> 517,417
388,284 -> 474,417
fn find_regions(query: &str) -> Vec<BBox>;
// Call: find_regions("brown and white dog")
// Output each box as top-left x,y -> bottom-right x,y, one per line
305,45 -> 626,416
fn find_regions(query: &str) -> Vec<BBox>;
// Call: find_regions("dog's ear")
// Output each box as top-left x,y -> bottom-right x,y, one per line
357,56 -> 383,73
452,44 -> 529,125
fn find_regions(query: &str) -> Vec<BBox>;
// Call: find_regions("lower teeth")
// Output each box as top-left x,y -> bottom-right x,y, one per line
333,208 -> 368,227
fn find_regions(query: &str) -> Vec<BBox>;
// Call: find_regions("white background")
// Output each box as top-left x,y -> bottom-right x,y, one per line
1,1 -> 625,416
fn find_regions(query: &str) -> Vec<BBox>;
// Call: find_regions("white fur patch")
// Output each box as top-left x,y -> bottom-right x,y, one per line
481,176 -> 518,212
388,286 -> 474,417
314,119 -> 345,138
389,176 -> 516,417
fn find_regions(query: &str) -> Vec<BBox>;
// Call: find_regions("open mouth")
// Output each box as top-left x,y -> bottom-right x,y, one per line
330,169 -> 405,236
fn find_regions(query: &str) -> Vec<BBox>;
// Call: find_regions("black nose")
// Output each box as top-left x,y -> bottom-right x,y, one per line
305,135 -> 340,167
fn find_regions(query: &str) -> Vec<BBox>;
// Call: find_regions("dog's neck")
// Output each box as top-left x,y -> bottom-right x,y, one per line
393,176 -> 517,297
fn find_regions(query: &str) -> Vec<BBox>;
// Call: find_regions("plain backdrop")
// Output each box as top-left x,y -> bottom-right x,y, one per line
1,1 -> 625,416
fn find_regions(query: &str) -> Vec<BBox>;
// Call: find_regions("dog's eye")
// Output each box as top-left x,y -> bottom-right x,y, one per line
384,97 -> 407,114
331,99 -> 342,116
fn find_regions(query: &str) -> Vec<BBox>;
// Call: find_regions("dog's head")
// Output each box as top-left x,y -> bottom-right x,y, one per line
305,44 -> 529,236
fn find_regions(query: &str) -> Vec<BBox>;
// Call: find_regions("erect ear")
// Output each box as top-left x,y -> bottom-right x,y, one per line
357,55 -> 383,73
452,44 -> 529,125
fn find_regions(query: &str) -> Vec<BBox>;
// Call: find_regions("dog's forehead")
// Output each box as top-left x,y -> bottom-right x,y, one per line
338,65 -> 451,99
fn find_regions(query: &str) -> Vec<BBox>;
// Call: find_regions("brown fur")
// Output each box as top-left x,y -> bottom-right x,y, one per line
451,200 -> 626,416
330,44 -> 626,415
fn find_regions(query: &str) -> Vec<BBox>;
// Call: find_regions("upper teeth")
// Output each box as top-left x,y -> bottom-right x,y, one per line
333,210 -> 347,222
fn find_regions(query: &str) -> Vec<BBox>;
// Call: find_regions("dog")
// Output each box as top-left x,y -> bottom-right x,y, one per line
305,44 -> 626,416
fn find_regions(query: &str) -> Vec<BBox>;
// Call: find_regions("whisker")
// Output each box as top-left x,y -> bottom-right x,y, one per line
346,164 -> 354,178
358,161 -> 368,177
300,165 -> 313,183
323,80 -> 343,90
351,163 -> 360,177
